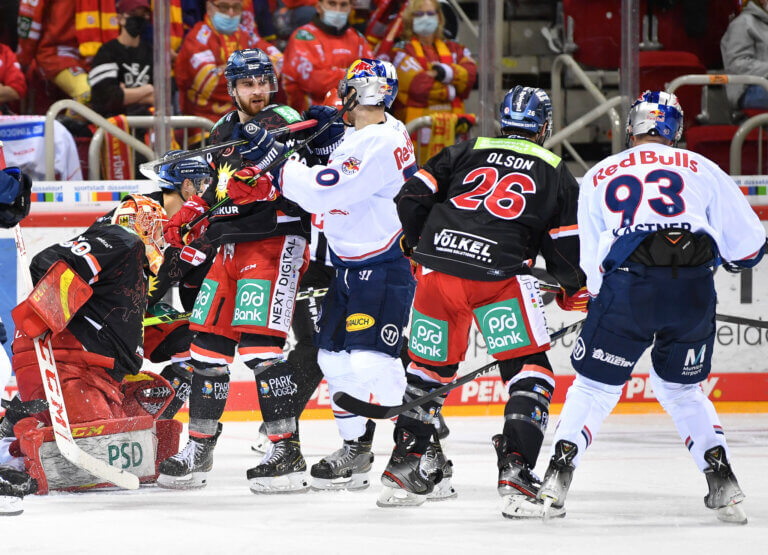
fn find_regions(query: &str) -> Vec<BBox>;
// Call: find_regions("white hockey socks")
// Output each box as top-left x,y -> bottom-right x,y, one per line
550,374 -> 623,467
318,349 -> 369,441
649,368 -> 728,472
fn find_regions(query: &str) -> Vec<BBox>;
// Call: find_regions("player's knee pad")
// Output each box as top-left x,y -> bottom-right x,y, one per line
190,332 -> 238,367
649,367 -> 706,417
349,349 -> 406,407
188,366 -> 229,436
317,349 -> 363,401
569,373 -> 623,412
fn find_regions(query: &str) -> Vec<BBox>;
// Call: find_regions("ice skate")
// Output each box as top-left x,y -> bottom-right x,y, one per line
157,424 -> 222,490
247,436 -> 309,494
311,420 -> 375,491
0,466 -> 38,516
377,429 -> 440,508
493,434 -> 541,499
250,422 -> 270,455
534,440 -> 577,519
703,446 -> 747,524
421,439 -> 456,501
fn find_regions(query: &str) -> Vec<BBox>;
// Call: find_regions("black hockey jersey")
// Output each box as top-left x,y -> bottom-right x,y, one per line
396,136 -> 585,292
201,105 -> 314,245
29,225 -> 148,381
88,38 -> 153,118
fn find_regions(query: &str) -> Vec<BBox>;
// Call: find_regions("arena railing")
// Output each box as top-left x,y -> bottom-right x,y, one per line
667,74 -> 768,176
550,54 -> 624,158
88,116 -> 213,180
43,100 -> 213,180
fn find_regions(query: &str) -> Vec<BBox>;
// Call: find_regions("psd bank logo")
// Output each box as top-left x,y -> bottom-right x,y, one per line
190,279 -> 219,325
474,299 -> 531,355
233,279 -> 271,326
409,309 -> 448,362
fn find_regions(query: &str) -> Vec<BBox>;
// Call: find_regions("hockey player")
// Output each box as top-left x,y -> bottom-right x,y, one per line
2,194 -> 175,514
529,91 -> 766,523
233,58 -> 416,493
388,86 -> 588,509
157,48 -> 315,492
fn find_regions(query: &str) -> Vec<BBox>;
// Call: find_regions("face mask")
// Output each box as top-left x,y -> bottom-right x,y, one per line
322,10 -> 349,29
212,12 -> 241,34
124,16 -> 148,38
413,14 -> 439,36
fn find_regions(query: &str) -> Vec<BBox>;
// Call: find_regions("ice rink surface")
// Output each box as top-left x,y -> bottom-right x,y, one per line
4,413 -> 767,555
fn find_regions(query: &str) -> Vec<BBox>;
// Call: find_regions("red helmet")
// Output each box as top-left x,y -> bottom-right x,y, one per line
323,88 -> 343,109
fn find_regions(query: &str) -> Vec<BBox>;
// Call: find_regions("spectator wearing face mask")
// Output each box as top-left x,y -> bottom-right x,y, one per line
282,0 -> 372,112
87,0 -> 154,117
390,0 -> 477,133
175,0 -> 282,125
721,0 -> 768,110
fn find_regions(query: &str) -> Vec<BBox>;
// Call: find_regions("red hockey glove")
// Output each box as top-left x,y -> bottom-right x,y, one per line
227,167 -> 280,205
555,286 -> 590,312
164,195 -> 209,248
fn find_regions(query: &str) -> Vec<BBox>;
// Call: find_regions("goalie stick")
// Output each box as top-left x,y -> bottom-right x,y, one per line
180,90 -> 359,236
332,318 -> 586,419
138,119 -> 319,181
141,287 -> 330,326
12,220 -> 139,490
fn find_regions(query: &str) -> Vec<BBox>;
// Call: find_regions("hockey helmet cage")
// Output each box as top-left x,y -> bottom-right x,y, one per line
338,58 -> 398,109
625,90 -> 684,147
225,48 -> 278,96
111,195 -> 168,275
157,151 -> 213,195
499,86 -> 553,145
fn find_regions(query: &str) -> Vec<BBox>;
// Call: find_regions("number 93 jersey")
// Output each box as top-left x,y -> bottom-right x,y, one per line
396,136 -> 584,292
580,142 -> 766,294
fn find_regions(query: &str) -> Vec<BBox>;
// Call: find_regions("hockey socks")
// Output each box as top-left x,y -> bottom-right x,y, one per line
251,359 -> 300,440
550,374 -> 622,466
159,362 -> 194,420
188,367 -> 230,437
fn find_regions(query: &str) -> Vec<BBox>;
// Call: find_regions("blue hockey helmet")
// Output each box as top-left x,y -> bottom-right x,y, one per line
156,151 -> 214,195
337,58 -> 398,109
499,86 -> 553,145
225,48 -> 278,96
625,90 -> 684,147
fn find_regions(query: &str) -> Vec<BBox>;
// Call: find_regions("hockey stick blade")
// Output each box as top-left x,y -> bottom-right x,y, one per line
138,119 -> 318,180
333,319 -> 586,419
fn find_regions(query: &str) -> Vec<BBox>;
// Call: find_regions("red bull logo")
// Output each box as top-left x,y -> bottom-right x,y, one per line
648,109 -> 665,122
347,59 -> 374,79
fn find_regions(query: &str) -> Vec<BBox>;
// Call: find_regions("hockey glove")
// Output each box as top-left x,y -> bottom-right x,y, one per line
227,167 -> 280,205
234,121 -> 288,172
164,195 -> 209,248
555,286 -> 590,312
303,105 -> 345,158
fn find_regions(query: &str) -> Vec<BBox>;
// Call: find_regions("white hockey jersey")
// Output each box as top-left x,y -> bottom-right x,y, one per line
580,142 -> 766,294
280,113 -> 417,267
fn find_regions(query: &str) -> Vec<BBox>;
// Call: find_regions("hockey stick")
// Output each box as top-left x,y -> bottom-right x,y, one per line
180,91 -> 358,236
138,119 -> 319,181
332,318 -> 586,419
12,222 -> 139,489
141,287 -> 330,327
538,282 -> 768,329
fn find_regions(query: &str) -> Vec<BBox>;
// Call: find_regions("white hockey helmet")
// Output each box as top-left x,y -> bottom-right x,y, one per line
626,90 -> 684,147
338,58 -> 399,109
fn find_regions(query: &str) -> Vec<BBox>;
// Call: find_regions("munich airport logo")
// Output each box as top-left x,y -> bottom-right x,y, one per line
683,344 -> 706,376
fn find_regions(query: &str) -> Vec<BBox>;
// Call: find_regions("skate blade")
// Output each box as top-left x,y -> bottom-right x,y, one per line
716,502 -> 748,525
156,472 -> 208,490
376,485 -> 427,507
248,472 -> 309,494
426,478 -> 457,501
502,495 -> 565,520
0,496 -> 23,516
310,473 -> 370,492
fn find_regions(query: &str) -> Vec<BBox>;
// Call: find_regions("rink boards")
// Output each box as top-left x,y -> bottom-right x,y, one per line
1,179 -> 767,417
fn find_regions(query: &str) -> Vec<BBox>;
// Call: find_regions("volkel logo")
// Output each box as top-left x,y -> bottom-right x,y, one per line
432,228 -> 496,264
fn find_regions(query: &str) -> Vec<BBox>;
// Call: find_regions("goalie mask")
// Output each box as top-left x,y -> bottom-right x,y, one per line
338,58 -> 398,109
626,90 -> 684,147
111,195 -> 168,275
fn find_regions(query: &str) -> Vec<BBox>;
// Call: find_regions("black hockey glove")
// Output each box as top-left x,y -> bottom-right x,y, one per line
234,121 -> 288,171
303,105 -> 345,158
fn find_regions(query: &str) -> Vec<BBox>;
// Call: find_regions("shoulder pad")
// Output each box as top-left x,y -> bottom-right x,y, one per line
295,29 -> 315,41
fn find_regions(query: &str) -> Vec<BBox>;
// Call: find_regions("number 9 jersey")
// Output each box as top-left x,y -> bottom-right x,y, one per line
396,136 -> 584,293
579,142 -> 767,294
